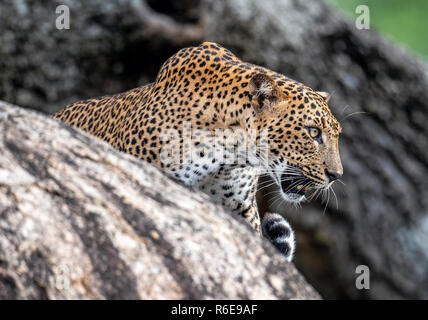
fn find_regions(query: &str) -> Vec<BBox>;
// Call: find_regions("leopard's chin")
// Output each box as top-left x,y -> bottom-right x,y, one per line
280,191 -> 306,203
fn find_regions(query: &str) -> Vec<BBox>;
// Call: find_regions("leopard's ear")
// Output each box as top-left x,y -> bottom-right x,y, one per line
250,73 -> 280,111
317,91 -> 331,103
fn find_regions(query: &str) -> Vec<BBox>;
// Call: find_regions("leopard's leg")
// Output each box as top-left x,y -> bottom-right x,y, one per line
198,167 -> 295,261
237,200 -> 261,235
262,212 -> 295,262
199,166 -> 263,232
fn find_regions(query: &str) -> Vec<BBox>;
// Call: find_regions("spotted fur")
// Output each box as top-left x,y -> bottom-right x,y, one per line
53,42 -> 343,261
262,213 -> 295,262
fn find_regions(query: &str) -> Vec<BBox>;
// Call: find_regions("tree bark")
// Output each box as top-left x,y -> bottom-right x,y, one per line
0,100 -> 319,300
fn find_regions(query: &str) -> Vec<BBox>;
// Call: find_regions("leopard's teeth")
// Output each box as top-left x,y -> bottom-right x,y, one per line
296,185 -> 309,191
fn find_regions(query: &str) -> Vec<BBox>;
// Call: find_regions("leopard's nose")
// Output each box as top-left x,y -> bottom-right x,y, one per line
325,169 -> 342,182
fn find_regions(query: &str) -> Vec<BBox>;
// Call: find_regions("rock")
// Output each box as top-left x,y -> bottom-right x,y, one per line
0,100 -> 320,299
0,0 -> 207,114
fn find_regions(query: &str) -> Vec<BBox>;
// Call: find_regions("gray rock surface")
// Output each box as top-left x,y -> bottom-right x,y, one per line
0,0 -> 206,114
0,100 -> 320,299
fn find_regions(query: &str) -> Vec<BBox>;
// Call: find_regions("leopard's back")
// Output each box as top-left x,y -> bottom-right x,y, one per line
52,83 -> 154,149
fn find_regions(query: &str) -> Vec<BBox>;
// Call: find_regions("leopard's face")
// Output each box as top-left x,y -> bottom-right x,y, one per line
251,74 -> 343,203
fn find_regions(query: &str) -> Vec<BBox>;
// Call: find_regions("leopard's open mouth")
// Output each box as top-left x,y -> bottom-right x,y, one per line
280,173 -> 311,197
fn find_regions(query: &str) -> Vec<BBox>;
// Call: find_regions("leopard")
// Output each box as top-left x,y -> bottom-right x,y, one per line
52,41 -> 343,262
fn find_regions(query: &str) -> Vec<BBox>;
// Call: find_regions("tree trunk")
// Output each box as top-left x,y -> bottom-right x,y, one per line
0,100 -> 319,300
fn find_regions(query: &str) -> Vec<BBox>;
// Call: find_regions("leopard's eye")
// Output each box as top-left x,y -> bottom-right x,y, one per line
307,127 -> 321,139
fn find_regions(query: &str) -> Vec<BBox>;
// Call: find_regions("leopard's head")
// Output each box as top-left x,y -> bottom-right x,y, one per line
251,73 -> 343,203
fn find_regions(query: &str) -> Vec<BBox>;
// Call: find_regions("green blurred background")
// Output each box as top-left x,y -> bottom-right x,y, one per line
328,0 -> 428,59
